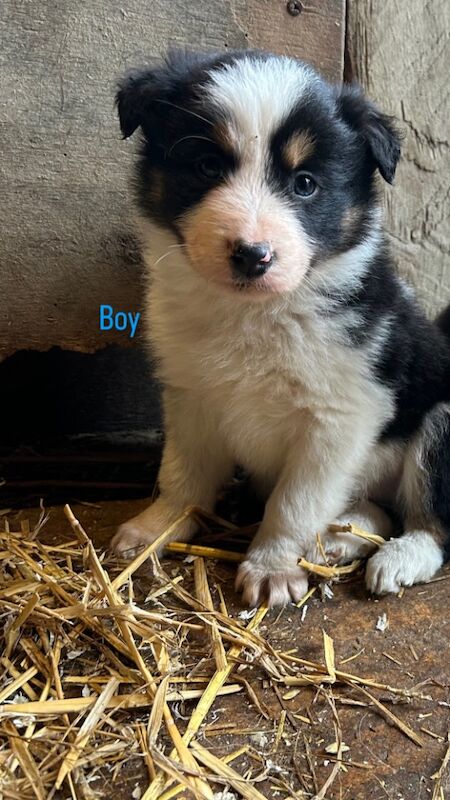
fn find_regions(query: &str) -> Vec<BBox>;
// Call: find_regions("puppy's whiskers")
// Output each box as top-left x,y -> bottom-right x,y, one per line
154,99 -> 214,127
167,135 -> 217,156
152,247 -> 184,268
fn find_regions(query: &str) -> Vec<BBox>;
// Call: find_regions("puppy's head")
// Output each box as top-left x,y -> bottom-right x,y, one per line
117,50 -> 401,297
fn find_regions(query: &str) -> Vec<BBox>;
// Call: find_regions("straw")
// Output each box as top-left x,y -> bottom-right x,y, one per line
0,504 -> 435,799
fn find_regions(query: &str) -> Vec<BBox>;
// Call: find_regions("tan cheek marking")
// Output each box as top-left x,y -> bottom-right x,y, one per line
179,200 -> 231,284
282,132 -> 315,170
342,206 -> 363,239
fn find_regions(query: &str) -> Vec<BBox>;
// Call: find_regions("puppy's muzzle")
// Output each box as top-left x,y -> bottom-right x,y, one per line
231,240 -> 273,280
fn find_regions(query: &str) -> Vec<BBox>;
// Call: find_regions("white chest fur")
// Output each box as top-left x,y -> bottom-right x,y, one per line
141,227 -> 394,484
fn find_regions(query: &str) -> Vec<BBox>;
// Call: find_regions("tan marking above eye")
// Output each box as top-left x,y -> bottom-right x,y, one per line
213,121 -> 240,155
282,132 -> 315,170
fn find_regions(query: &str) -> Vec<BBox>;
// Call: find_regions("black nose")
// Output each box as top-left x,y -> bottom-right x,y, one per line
231,240 -> 273,279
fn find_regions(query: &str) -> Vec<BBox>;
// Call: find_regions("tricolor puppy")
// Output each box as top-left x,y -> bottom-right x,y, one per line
112,50 -> 450,607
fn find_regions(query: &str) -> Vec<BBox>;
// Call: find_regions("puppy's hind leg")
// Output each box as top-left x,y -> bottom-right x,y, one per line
305,499 -> 394,566
366,404 -> 449,594
366,528 -> 445,594
112,387 -> 233,559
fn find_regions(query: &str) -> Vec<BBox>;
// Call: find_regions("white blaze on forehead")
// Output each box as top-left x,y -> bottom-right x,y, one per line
206,56 -> 316,154
179,56 -> 316,296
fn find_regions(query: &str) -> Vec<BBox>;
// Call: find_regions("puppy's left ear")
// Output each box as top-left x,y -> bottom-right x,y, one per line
336,84 -> 402,183
116,67 -> 163,139
116,50 -> 212,140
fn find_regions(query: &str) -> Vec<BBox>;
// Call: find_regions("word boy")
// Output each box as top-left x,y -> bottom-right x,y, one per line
99,305 -> 140,338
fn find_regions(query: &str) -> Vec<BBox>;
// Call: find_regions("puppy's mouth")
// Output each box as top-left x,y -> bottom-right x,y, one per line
231,274 -> 274,293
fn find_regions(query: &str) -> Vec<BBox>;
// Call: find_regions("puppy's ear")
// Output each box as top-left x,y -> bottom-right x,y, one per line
337,84 -> 402,183
116,67 -> 163,139
116,50 -> 211,140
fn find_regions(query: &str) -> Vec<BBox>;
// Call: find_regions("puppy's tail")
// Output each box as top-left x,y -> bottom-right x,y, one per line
436,304 -> 450,341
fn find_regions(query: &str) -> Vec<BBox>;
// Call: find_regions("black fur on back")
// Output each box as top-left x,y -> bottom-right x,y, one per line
332,247 -> 450,440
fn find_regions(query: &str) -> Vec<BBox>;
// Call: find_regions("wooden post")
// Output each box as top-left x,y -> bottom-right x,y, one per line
347,0 -> 450,319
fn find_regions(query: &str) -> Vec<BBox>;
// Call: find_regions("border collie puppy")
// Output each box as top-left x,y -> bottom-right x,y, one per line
112,50 -> 450,607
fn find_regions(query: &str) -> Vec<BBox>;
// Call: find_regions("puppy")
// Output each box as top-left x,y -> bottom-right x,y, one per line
112,49 -> 450,607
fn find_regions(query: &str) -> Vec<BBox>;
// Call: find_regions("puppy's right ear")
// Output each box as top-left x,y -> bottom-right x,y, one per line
116,67 -> 161,139
336,84 -> 402,184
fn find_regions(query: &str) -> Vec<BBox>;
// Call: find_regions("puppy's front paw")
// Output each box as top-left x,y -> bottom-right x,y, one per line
235,560 -> 308,607
111,499 -> 196,560
111,517 -> 163,559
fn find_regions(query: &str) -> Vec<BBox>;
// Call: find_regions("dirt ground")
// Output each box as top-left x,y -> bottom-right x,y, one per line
2,496 -> 450,800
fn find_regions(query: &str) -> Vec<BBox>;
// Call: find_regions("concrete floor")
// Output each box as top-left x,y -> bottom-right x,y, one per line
5,497 -> 450,799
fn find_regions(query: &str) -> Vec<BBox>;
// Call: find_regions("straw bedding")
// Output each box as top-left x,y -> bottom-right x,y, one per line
0,504 -> 449,799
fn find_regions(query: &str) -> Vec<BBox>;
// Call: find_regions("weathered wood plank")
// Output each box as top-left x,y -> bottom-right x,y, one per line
347,0 -> 450,318
0,0 -> 344,357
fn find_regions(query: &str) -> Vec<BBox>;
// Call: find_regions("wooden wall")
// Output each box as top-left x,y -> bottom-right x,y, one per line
347,0 -> 450,318
0,0 -> 344,359
2,0 -> 447,352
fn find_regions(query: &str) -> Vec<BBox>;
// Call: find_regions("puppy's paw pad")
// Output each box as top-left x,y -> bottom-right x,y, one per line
235,561 -> 308,608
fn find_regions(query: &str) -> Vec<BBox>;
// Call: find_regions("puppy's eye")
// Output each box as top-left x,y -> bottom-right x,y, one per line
196,155 -> 223,180
294,172 -> 317,197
